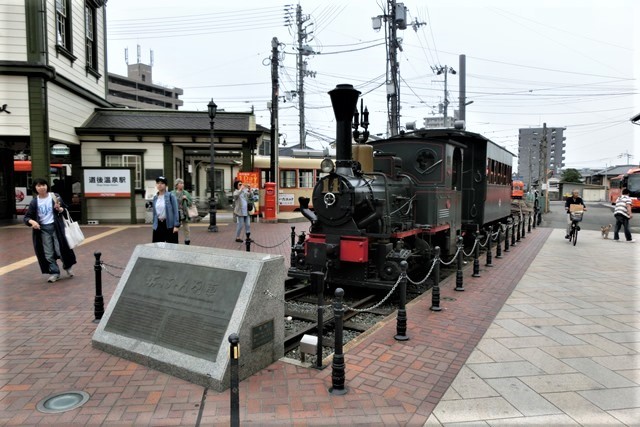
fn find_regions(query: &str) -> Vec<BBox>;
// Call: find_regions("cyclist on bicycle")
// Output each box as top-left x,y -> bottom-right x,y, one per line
565,189 -> 586,239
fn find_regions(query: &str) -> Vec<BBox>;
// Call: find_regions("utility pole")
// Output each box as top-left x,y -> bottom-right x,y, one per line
372,2 -> 423,136
269,37 -> 279,188
431,65 -> 456,127
295,4 -> 315,149
387,0 -> 400,136
458,54 -> 466,123
541,122 -> 549,213
618,150 -> 634,164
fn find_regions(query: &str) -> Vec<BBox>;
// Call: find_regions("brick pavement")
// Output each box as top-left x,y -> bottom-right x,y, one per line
0,216 -> 550,426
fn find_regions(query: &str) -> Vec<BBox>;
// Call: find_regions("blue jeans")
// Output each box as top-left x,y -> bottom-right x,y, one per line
614,214 -> 632,241
235,215 -> 250,238
41,223 -> 61,275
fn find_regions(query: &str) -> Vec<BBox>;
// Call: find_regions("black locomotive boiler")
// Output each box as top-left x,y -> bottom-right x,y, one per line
288,83 -> 514,290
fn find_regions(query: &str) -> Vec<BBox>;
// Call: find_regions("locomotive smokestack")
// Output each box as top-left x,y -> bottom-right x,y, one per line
329,84 -> 360,174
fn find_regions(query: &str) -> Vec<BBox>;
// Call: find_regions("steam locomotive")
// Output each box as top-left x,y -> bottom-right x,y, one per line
288,84 -> 514,289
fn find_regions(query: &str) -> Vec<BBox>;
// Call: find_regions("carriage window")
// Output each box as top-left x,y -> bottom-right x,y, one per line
280,170 -> 296,188
489,160 -> 496,184
299,169 -> 314,188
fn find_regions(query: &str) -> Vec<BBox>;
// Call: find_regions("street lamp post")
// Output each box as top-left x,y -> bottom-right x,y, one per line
207,99 -> 218,232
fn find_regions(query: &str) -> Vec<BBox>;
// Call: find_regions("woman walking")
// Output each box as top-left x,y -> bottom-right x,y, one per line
23,178 -> 76,283
171,178 -> 193,245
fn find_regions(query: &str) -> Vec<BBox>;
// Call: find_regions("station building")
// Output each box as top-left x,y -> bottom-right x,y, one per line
0,1 -> 269,223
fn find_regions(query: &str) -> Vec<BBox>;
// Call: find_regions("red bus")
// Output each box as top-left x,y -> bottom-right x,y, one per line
14,160 -> 68,214
609,167 -> 640,211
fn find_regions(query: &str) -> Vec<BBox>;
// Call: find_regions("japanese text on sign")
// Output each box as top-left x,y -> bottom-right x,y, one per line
84,169 -> 131,198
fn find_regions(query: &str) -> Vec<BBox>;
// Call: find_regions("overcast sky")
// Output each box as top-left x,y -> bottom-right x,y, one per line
105,0 -> 639,172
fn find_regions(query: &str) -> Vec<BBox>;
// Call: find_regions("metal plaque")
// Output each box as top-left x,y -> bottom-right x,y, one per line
251,319 -> 274,350
104,258 -> 246,360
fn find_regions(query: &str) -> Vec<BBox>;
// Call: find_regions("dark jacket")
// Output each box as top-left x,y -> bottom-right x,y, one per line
23,193 -> 77,274
564,196 -> 585,213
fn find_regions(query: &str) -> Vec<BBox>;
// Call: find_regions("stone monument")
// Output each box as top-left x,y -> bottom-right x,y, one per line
92,243 -> 285,391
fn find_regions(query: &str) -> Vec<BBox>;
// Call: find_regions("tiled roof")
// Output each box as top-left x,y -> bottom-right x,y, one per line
77,108 -> 257,133
589,165 -> 638,176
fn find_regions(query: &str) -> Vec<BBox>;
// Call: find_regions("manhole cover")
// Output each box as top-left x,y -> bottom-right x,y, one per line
36,391 -> 90,414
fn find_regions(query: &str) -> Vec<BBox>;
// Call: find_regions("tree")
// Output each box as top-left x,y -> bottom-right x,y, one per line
561,168 -> 582,183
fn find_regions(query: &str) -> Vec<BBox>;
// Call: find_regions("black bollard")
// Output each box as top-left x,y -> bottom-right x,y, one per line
485,227 -> 493,268
395,261 -> 409,341
93,252 -> 104,323
430,247 -> 442,312
329,288 -> 348,395
520,214 -> 526,239
504,219 -> 510,252
455,236 -> 465,291
495,225 -> 503,259
516,216 -> 522,242
472,232 -> 481,277
511,217 -> 517,247
532,210 -> 537,229
228,333 -> 240,427
245,232 -> 251,252
528,213 -> 532,233
310,272 -> 325,369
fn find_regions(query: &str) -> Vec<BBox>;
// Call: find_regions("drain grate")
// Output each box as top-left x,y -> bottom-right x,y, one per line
36,391 -> 90,414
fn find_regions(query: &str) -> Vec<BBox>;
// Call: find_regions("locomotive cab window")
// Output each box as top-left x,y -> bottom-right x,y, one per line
415,149 -> 437,174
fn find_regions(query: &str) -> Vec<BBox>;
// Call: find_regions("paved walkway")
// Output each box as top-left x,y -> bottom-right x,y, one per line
426,229 -> 640,426
0,217 -> 638,426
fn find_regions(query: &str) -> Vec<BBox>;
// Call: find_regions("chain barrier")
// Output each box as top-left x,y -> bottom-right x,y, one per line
463,238 -> 478,257
344,276 -> 401,313
406,257 -> 438,286
478,231 -> 498,247
249,236 -> 291,249
100,261 -> 124,279
265,271 -> 403,314
440,246 -> 461,266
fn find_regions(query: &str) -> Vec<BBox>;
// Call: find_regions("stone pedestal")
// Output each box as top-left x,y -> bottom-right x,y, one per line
92,243 -> 285,391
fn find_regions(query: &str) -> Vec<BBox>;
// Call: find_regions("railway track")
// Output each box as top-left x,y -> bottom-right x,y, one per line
281,211 -> 533,362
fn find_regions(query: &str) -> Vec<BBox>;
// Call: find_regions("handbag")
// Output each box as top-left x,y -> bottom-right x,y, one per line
62,209 -> 85,249
247,201 -> 254,212
187,204 -> 199,219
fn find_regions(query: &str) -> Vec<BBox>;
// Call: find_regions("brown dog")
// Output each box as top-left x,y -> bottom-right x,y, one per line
601,224 -> 612,239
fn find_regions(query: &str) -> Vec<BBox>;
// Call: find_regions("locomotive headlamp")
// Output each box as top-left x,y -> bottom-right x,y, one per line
320,158 -> 335,173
